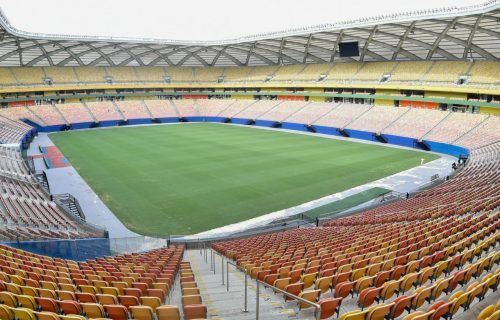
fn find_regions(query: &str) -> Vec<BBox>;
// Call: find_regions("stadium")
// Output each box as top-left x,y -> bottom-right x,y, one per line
0,0 -> 498,318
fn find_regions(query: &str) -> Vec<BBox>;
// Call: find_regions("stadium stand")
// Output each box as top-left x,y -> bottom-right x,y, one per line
285,102 -> 339,125
222,66 -> 254,83
166,67 -> 194,83
468,61 -> 500,86
42,67 -> 78,84
455,116 -> 500,150
85,101 -> 123,122
54,103 -> 95,125
194,67 -> 224,83
424,112 -> 489,144
195,99 -> 235,117
115,101 -> 151,120
346,106 -> 409,134
326,63 -> 364,82
143,100 -> 179,119
212,140 -> 499,319
74,68 -> 107,84
271,65 -> 307,82
354,62 -> 396,81
389,62 -> 433,83
106,67 -> 139,83
217,99 -> 257,118
135,67 -> 167,83
10,67 -> 45,86
171,100 -> 200,118
314,103 -> 372,129
29,105 -> 66,126
382,108 -> 450,139
245,66 -> 280,82
0,244 -> 193,319
235,99 -> 280,120
293,64 -> 334,82
421,61 -> 472,84
0,68 -> 17,85
258,100 -> 309,122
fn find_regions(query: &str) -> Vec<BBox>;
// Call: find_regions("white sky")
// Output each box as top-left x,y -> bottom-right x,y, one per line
0,0 -> 485,41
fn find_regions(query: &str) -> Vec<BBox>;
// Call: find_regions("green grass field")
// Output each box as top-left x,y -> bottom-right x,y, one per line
50,123 -> 439,236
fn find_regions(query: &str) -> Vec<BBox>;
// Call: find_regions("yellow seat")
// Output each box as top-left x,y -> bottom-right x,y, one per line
367,302 -> 394,320
300,273 -> 317,289
314,276 -> 333,293
140,296 -> 162,311
17,295 -> 38,310
181,288 -> 200,296
130,305 -> 155,320
0,304 -> 14,320
477,305 -> 495,320
59,315 -> 87,320
0,291 -> 17,307
97,293 -> 118,305
34,311 -> 59,320
273,277 -> 291,291
403,310 -> 435,320
156,305 -> 181,320
81,303 -> 106,318
298,289 -> 320,309
181,294 -> 202,306
101,286 -> 120,296
13,308 -> 37,320
338,309 -> 369,320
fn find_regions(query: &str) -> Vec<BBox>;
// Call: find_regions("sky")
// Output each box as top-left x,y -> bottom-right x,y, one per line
0,0 -> 486,41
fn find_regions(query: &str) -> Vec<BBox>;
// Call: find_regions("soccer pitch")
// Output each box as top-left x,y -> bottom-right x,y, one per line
50,123 -> 439,236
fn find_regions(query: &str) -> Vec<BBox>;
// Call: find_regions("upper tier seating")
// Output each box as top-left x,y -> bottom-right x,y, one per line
74,68 -> 107,83
143,100 -> 178,119
326,63 -> 364,81
355,62 -> 396,81
422,61 -> 472,84
0,68 -> 17,85
293,64 -> 333,82
245,66 -> 280,82
135,67 -> 167,83
285,102 -> 339,125
223,66 -> 254,82
383,108 -> 450,139
424,112 -> 489,144
390,61 -> 433,82
166,67 -> 194,83
271,65 -> 307,82
43,67 -> 78,84
347,106 -> 409,133
85,101 -> 123,122
314,103 -> 372,129
0,61 -> 498,87
468,61 -> 500,86
10,68 -> 45,85
115,101 -> 150,120
55,103 -> 94,124
106,67 -> 139,83
194,67 -> 224,82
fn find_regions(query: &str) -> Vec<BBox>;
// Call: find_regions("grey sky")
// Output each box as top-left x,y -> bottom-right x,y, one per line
0,0 -> 484,41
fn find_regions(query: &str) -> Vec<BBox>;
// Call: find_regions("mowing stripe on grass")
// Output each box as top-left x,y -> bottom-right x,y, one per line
50,123 -> 439,236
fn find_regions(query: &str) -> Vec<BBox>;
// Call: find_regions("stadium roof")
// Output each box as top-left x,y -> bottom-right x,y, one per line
0,0 -> 499,67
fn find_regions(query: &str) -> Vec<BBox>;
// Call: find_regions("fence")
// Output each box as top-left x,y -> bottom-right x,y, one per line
2,236 -> 169,261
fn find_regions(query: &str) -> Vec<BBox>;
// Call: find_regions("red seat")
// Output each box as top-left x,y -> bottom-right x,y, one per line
318,297 -> 342,319
123,288 -> 142,298
57,300 -> 83,315
35,297 -> 59,313
118,295 -> 140,309
76,292 -> 97,303
104,304 -> 129,320
183,304 -> 207,320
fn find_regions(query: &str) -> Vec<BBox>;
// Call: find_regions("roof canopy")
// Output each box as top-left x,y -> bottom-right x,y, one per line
0,1 -> 498,67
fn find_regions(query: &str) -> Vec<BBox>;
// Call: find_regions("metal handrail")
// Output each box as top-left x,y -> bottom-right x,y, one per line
256,279 -> 321,320
226,260 -> 249,313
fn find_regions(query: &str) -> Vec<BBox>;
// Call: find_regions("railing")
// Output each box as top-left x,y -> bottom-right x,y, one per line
214,248 -> 322,319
